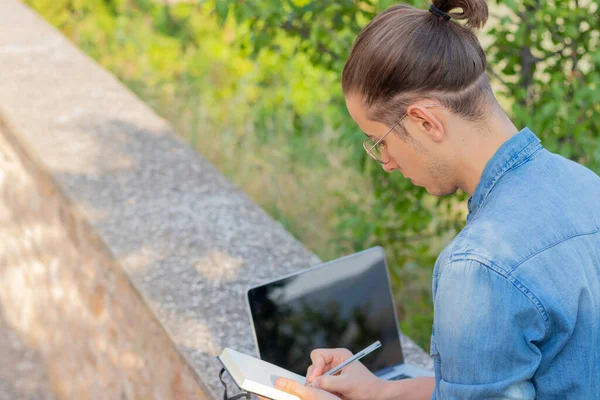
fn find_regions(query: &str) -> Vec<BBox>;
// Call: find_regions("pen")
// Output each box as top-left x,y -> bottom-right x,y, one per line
307,340 -> 382,386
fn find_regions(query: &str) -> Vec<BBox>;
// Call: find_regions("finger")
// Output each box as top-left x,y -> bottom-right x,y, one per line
275,378 -> 310,398
306,365 -> 315,383
312,375 -> 347,395
309,350 -> 329,379
309,348 -> 352,379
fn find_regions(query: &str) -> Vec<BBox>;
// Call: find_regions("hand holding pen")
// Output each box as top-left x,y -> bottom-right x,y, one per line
307,341 -> 382,386
270,342 -> 383,400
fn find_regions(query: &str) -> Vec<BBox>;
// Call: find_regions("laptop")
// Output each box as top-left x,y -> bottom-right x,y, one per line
246,246 -> 433,381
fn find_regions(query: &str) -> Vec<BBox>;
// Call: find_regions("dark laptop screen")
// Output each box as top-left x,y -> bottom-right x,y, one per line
247,247 -> 404,376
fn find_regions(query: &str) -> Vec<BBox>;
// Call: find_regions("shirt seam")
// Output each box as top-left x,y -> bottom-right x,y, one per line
511,227 -> 600,272
437,255 -> 550,340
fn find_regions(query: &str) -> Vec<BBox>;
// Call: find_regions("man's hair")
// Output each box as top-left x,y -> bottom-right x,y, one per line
342,0 -> 496,131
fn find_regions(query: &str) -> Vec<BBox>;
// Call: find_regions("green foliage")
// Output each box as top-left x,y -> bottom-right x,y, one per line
26,0 -> 600,351
215,0 -> 375,73
487,0 -> 600,170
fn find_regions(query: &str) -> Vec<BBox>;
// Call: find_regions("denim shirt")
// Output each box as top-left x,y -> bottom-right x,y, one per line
431,127 -> 600,399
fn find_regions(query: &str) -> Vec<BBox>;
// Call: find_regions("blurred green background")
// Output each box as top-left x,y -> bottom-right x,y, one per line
26,0 -> 600,351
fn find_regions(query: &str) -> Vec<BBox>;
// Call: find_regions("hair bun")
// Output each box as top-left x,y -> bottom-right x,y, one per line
432,0 -> 489,29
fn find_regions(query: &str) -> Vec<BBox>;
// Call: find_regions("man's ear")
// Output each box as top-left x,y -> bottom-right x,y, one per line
406,105 -> 445,143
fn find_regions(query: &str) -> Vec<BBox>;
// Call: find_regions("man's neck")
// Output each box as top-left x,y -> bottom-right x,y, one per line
457,109 -> 519,195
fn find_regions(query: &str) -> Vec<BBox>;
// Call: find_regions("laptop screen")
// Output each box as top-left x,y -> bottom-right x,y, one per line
247,247 -> 405,376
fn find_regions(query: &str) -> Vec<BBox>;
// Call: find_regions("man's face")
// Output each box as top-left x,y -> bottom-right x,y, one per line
346,94 -> 459,197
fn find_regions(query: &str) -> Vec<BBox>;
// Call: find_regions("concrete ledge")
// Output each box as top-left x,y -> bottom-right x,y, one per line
0,119 -> 211,398
0,0 -> 431,398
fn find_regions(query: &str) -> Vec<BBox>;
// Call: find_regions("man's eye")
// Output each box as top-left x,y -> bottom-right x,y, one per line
379,141 -> 387,149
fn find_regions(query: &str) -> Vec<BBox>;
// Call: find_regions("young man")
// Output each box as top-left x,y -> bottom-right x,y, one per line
271,0 -> 600,399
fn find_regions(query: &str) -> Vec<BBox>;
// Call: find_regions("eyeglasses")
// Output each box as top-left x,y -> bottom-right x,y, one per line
362,104 -> 444,164
219,368 -> 251,400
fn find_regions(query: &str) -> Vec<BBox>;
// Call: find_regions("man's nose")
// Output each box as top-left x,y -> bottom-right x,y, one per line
382,161 -> 396,173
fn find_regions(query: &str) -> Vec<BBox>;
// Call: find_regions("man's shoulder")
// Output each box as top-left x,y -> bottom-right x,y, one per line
434,217 -> 527,278
434,150 -> 600,317
490,149 -> 600,221
451,153 -> 600,273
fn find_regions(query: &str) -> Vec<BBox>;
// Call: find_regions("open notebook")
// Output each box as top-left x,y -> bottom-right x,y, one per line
217,348 -> 306,400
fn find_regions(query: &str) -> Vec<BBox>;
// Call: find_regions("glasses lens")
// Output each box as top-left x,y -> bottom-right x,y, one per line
364,139 -> 387,163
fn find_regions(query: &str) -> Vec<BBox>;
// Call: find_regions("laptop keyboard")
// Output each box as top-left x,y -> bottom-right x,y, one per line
389,374 -> 410,381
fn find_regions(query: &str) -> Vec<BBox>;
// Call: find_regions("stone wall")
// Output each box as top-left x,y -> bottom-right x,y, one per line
0,1 -> 431,399
0,121 -> 209,399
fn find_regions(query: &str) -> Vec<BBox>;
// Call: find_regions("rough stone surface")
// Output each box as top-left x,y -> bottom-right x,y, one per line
0,0 -> 432,398
0,308 -> 55,400
0,123 -> 210,399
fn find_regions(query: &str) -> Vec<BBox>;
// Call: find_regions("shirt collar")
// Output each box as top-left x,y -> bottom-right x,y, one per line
467,127 -> 542,221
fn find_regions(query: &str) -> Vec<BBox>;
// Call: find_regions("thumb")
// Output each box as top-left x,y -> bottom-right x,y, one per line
275,378 -> 309,397
312,375 -> 347,394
